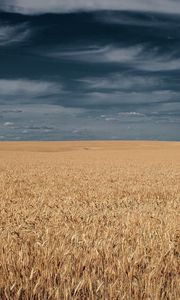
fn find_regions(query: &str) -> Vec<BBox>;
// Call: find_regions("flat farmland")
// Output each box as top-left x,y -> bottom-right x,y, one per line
0,141 -> 180,299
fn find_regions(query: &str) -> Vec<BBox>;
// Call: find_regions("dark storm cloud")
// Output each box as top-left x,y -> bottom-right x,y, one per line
0,4 -> 180,140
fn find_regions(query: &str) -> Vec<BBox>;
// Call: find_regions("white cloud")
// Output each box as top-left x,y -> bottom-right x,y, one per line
48,46 -> 108,60
0,104 -> 86,118
109,47 -> 180,71
0,23 -> 30,46
0,79 -> 61,97
85,90 -> 177,105
118,112 -> 145,116
49,45 -> 180,71
79,74 -> 160,90
101,112 -> 145,121
103,46 -> 143,63
95,12 -> 178,28
3,122 -> 14,126
2,0 -> 180,15
48,45 -> 142,63
139,57 -> 180,72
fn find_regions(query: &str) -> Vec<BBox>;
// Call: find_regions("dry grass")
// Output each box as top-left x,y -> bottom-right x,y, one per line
0,141 -> 180,299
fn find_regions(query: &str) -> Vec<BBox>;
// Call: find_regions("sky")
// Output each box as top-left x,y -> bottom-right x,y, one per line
0,0 -> 180,141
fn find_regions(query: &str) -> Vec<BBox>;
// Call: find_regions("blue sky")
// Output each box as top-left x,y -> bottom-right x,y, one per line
0,0 -> 180,140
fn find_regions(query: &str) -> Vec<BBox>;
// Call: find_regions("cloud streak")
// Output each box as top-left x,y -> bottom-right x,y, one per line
0,23 -> 30,46
78,74 -> 161,91
49,45 -> 180,71
95,12 -> 180,28
0,79 -> 62,102
82,90 -> 178,107
2,0 -> 180,15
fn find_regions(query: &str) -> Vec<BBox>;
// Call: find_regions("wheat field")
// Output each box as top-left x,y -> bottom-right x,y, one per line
0,141 -> 179,299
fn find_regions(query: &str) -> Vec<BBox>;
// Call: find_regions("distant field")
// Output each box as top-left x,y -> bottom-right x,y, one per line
0,141 -> 179,299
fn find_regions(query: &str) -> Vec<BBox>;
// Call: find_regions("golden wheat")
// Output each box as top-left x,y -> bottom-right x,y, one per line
0,141 -> 180,299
